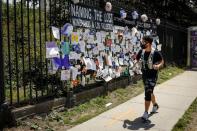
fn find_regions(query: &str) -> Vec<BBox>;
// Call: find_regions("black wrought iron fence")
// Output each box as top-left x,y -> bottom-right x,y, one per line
157,20 -> 187,66
0,0 -> 70,107
0,0 -> 188,108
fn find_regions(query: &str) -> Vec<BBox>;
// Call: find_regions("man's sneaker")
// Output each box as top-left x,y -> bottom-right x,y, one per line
151,103 -> 159,114
141,111 -> 149,120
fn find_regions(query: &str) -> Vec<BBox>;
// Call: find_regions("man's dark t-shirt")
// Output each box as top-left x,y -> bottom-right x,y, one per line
136,49 -> 163,79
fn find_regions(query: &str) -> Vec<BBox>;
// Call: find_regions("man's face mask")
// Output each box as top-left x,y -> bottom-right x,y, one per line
140,41 -> 148,49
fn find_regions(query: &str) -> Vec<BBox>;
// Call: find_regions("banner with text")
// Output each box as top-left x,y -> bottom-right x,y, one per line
70,4 -> 113,31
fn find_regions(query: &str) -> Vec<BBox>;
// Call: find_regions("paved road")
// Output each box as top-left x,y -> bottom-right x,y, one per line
68,71 -> 197,131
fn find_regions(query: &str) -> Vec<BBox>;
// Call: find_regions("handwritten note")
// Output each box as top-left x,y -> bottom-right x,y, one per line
119,58 -> 124,65
71,66 -> 79,80
61,70 -> 70,81
46,42 -> 60,58
79,40 -> 86,53
98,42 -> 105,51
93,46 -> 99,55
115,45 -> 121,52
96,32 -> 102,43
103,75 -> 112,82
69,51 -> 81,60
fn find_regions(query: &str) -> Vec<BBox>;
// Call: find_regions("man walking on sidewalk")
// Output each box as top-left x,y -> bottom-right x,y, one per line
136,36 -> 164,120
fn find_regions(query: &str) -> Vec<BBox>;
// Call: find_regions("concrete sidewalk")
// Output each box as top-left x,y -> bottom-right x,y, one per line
68,71 -> 197,131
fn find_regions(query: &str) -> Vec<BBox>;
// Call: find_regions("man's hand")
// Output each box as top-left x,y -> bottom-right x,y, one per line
153,64 -> 160,70
153,59 -> 164,70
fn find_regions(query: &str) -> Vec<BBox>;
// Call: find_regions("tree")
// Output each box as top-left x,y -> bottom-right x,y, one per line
50,0 -> 69,27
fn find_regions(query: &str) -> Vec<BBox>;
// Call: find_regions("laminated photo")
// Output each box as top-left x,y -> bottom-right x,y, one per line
79,40 -> 86,53
83,58 -> 95,70
157,44 -> 162,51
107,56 -> 113,66
91,59 -> 97,71
96,32 -> 102,43
52,26 -> 60,39
48,59 -> 58,74
97,56 -> 104,69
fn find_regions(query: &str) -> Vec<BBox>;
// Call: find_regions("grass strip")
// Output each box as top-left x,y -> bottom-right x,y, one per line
172,98 -> 197,131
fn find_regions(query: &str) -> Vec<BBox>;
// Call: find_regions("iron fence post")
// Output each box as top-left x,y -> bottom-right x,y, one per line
0,0 -> 4,106
0,0 -> 7,128
0,1 -> 16,129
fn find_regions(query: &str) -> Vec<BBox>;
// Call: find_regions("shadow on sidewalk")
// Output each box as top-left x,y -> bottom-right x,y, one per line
123,117 -> 155,130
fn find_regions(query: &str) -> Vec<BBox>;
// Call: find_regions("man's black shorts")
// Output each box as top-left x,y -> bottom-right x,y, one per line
143,77 -> 157,93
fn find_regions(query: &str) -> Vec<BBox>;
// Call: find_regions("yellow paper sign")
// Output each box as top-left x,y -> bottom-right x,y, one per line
71,32 -> 79,44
